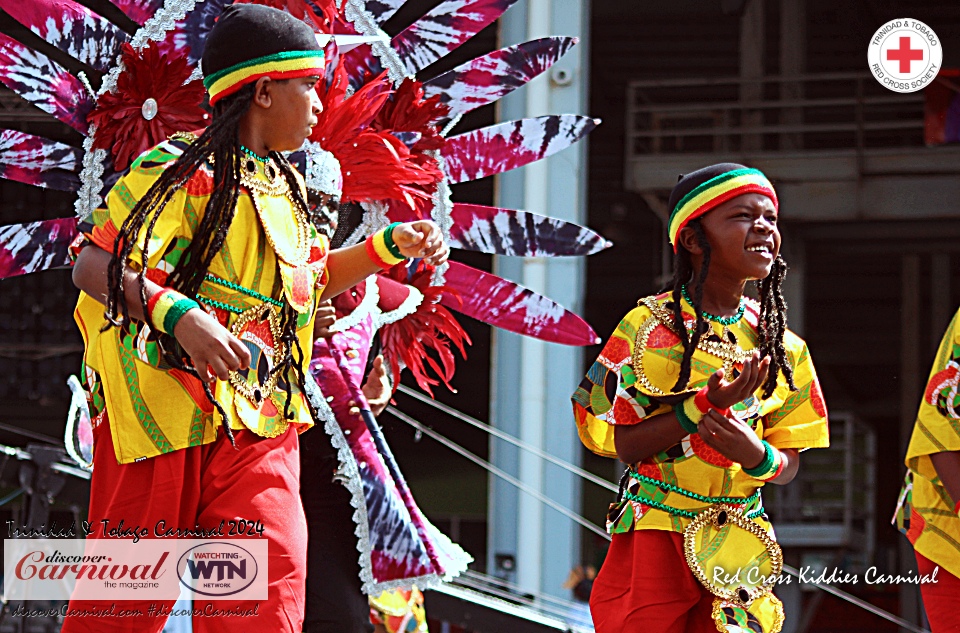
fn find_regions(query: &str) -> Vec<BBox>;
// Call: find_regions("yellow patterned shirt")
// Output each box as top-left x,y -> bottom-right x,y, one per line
75,138 -> 328,464
572,292 -> 830,535
896,308 -> 960,578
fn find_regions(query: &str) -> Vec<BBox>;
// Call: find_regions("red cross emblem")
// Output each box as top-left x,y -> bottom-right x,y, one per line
886,36 -> 924,73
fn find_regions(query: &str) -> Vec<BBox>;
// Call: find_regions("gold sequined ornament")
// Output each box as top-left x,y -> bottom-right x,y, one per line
227,303 -> 290,436
632,296 -> 751,398
684,504 -> 785,633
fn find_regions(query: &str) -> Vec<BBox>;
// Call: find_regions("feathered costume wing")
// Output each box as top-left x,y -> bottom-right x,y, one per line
0,0 -> 608,594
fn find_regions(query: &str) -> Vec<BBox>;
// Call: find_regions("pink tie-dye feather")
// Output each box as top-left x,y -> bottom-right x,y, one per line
440,260 -> 600,346
0,130 -> 83,191
362,0 -> 407,23
441,114 -> 598,184
104,0 -> 164,26
392,0 -> 520,76
0,218 -> 78,280
0,0 -> 129,72
423,37 -> 577,118
345,0 -> 520,84
385,201 -> 610,257
0,33 -> 94,134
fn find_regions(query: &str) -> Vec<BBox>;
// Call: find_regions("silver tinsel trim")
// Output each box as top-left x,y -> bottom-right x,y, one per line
343,0 -> 407,85
74,132 -> 107,220
344,200 -> 391,247
303,140 -> 344,197
429,151 -> 454,286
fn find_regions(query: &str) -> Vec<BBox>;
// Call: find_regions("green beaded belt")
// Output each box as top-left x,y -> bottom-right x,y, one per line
625,471 -> 765,520
198,273 -> 283,315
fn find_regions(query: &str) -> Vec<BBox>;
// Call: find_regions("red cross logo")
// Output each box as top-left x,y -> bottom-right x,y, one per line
886,36 -> 924,73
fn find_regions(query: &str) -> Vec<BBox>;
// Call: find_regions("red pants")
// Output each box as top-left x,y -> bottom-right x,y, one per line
917,552 -> 960,632
62,417 -> 307,633
590,530 -> 717,633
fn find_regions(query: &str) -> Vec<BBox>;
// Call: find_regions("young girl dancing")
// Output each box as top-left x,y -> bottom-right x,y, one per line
573,163 -> 829,633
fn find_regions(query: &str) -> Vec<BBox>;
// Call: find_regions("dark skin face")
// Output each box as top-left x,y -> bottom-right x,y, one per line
678,192 -> 780,317
239,75 -> 322,155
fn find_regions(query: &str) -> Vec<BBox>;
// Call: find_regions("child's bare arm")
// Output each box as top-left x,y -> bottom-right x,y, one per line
613,413 -> 688,464
320,221 -> 449,300
73,244 -> 250,382
931,451 -> 960,509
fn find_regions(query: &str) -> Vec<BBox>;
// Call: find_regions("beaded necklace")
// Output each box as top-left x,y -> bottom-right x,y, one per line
680,284 -> 745,326
197,273 -> 284,314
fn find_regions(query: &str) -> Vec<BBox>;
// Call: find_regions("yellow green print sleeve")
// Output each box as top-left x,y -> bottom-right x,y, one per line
74,137 -> 329,464
571,292 -> 830,536
896,307 -> 960,578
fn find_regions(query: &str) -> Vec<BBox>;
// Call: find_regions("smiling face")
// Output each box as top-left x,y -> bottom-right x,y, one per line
683,192 -> 781,282
256,76 -> 323,152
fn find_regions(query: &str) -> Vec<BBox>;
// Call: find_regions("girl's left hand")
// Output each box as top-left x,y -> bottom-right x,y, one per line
392,220 -> 450,266
698,410 -> 767,469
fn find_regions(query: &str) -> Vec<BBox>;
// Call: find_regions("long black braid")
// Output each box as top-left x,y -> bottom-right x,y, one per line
667,219 -> 796,398
755,254 -> 795,397
102,82 -> 316,444
669,221 -> 711,393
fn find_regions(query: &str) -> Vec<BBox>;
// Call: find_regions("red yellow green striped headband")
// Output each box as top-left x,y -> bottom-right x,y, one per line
667,168 -> 778,251
204,50 -> 325,106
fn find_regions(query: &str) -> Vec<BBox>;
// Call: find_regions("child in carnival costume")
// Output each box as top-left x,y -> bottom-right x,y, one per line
573,164 -> 830,633
67,5 -> 447,631
896,310 -> 960,631
296,71 -> 470,631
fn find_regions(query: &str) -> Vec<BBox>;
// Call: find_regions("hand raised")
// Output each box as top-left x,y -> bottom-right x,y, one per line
173,308 -> 251,383
313,299 -> 337,339
705,351 -> 770,410
391,221 -> 450,266
361,355 -> 392,417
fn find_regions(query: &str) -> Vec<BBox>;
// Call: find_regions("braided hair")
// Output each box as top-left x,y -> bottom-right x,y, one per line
102,83 -> 316,444
667,218 -> 796,398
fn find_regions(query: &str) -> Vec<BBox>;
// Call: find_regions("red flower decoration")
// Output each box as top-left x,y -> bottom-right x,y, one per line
89,43 -> 207,171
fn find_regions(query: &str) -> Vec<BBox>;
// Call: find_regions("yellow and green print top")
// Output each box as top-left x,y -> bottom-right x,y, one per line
572,292 -> 830,535
896,307 -> 960,578
75,137 -> 329,464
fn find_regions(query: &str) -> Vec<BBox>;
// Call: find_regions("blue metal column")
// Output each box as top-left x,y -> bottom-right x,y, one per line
488,0 -> 592,602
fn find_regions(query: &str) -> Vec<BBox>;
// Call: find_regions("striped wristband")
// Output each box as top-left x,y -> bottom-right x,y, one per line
694,386 -> 730,417
674,396 -> 704,434
147,288 -> 200,335
365,222 -> 406,269
743,440 -> 783,481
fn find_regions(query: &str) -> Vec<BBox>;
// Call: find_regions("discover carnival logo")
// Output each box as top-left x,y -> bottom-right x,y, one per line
868,18 -> 943,93
3,538 -> 267,600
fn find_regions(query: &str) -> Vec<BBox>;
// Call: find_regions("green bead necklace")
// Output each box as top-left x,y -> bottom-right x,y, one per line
240,145 -> 268,164
680,284 -> 745,325
629,471 -> 762,506
197,274 -> 284,315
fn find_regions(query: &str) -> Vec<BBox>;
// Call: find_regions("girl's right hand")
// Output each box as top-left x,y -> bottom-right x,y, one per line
705,351 -> 770,409
174,308 -> 251,383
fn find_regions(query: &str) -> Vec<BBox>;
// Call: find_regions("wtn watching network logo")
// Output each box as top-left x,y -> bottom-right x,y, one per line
178,542 -> 261,597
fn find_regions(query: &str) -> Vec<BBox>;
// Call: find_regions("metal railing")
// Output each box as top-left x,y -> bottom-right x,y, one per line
626,72 -> 925,157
